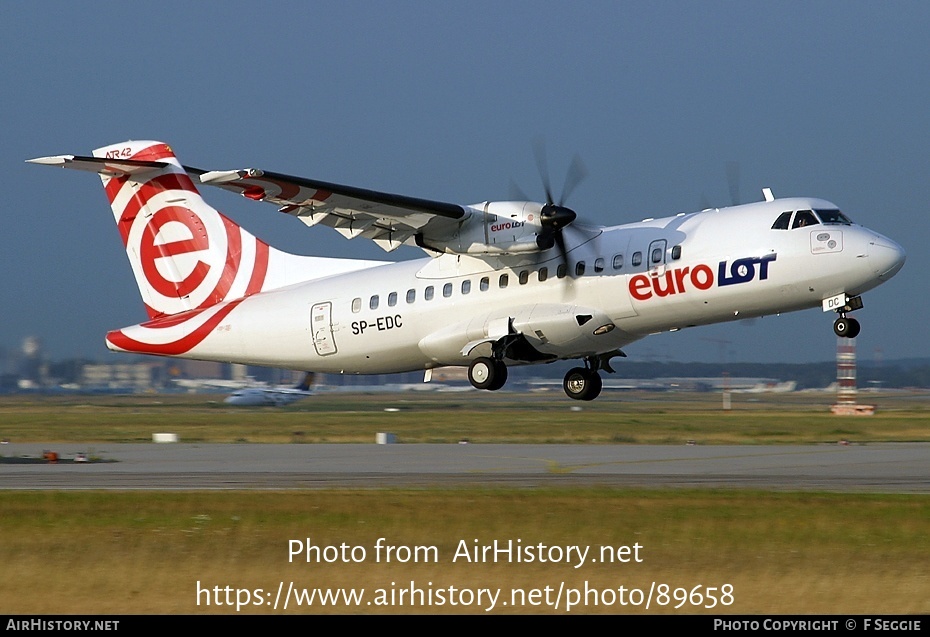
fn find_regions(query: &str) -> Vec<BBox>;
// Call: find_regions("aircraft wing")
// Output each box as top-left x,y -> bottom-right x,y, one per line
187,165 -> 471,253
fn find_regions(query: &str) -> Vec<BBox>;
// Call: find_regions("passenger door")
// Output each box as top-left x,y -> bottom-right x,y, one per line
310,302 -> 337,356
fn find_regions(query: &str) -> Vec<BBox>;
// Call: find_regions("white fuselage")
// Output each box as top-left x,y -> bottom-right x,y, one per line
142,197 -> 903,375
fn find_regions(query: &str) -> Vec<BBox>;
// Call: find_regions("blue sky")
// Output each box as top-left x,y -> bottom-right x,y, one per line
2,2 -> 927,364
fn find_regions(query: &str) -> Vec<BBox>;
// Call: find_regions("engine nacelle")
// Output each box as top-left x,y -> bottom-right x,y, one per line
428,201 -> 549,255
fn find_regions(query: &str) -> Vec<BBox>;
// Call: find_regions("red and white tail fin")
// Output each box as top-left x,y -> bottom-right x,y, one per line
90,141 -> 271,319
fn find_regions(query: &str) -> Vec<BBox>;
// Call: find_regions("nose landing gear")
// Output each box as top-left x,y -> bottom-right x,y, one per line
833,316 -> 861,338
831,294 -> 863,338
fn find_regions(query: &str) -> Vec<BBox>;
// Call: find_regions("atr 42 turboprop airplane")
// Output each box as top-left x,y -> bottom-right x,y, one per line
224,372 -> 316,407
29,141 -> 906,401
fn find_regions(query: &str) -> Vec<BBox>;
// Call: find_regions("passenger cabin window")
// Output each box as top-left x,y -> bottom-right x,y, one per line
352,297 -> 362,313
480,277 -> 489,291
519,270 -> 529,285
816,209 -> 852,225
612,254 -> 623,270
424,286 -> 434,301
650,247 -> 663,264
388,292 -> 397,307
594,258 -> 605,273
772,211 -> 792,230
557,264 -> 567,279
369,295 -> 379,310
461,280 -> 471,294
499,274 -> 509,288
671,245 -> 682,260
632,251 -> 643,267
406,289 -> 416,304
443,283 -> 453,298
538,267 -> 548,282
575,261 -> 586,277
792,210 -> 819,229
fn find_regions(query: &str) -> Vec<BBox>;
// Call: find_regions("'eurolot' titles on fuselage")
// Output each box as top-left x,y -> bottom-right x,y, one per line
629,254 -> 776,301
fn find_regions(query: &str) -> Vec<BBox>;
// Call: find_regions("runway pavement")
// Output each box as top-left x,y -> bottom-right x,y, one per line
1,442 -> 928,492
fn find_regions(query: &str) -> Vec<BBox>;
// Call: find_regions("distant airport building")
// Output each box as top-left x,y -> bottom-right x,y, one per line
81,362 -> 162,391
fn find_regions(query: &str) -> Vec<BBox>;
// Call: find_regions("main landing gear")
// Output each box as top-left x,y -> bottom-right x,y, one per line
563,366 -> 602,401
832,294 -> 864,339
467,357 -> 508,391
468,356 -> 611,400
467,353 -> 608,401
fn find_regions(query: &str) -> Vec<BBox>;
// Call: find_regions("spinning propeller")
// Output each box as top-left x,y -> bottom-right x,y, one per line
529,139 -> 588,271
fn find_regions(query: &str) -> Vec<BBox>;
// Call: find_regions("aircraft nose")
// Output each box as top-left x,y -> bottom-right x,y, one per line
869,235 -> 906,281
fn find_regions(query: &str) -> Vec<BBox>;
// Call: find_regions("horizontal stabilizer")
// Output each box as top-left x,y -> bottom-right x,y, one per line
27,155 -> 166,178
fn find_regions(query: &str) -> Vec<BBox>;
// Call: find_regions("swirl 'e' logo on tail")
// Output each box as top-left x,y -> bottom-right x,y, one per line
139,206 -> 212,299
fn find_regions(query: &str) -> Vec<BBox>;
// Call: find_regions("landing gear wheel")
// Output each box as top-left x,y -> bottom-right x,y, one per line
846,318 -> 861,338
833,317 -> 861,338
487,361 -> 508,391
563,367 -> 603,401
468,357 -> 508,391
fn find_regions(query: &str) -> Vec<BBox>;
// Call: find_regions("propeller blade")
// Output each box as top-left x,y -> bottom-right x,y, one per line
533,137 -> 554,204
509,178 -> 529,202
560,154 -> 588,205
553,228 -> 569,272
726,161 -> 740,206
536,228 -> 555,251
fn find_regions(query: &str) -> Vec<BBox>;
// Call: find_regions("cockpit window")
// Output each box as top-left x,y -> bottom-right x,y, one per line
772,211 -> 792,230
815,209 -> 852,225
792,210 -> 819,229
